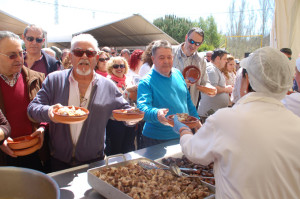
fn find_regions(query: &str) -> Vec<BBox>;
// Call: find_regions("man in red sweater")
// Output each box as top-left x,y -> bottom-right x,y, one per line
0,31 -> 46,171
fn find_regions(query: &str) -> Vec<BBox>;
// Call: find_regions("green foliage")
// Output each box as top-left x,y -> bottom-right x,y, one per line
153,15 -> 222,49
153,15 -> 194,43
197,15 -> 222,48
197,43 -> 214,52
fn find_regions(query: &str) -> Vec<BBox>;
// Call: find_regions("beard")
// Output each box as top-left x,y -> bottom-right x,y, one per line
76,59 -> 92,76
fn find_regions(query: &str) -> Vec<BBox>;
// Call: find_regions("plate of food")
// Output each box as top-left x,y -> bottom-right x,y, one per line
167,113 -> 199,129
197,85 -> 217,96
112,108 -> 144,122
182,65 -> 201,84
7,135 -> 40,156
53,106 -> 89,124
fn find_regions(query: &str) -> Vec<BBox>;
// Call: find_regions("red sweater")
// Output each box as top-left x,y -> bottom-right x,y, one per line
0,74 -> 33,138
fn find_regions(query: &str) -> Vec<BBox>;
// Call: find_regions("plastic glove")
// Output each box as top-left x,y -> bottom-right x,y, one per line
173,115 -> 189,135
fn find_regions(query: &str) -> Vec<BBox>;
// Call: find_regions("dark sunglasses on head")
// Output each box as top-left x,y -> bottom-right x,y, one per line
188,38 -> 202,46
25,36 -> 43,43
113,64 -> 125,69
0,51 -> 24,59
99,57 -> 110,62
72,49 -> 97,58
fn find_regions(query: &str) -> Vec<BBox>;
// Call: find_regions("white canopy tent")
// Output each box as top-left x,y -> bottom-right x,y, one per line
270,0 -> 300,65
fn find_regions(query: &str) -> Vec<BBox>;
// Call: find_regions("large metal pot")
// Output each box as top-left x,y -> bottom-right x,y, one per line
0,167 -> 60,199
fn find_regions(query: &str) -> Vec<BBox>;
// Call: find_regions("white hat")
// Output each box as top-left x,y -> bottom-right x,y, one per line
296,57 -> 300,72
241,47 -> 294,99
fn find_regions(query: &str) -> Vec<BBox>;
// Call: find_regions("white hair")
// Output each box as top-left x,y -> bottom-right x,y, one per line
71,34 -> 99,51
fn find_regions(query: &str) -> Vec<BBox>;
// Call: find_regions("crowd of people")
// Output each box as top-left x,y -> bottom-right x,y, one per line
0,24 -> 299,198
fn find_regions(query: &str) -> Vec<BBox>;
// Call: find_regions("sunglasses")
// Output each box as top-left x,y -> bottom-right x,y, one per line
113,64 -> 125,69
99,57 -> 110,62
188,38 -> 202,46
25,36 -> 44,43
72,49 -> 97,58
0,51 -> 23,59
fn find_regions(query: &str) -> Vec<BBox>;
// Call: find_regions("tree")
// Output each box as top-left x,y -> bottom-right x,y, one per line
259,0 -> 275,46
226,0 -> 259,59
198,15 -> 222,48
226,0 -> 275,59
153,15 -> 194,43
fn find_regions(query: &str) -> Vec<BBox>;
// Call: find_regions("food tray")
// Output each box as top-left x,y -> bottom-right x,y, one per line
155,152 -> 215,186
88,154 -> 215,199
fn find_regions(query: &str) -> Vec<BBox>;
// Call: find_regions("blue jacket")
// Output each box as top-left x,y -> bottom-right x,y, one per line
137,68 -> 199,140
27,69 -> 130,165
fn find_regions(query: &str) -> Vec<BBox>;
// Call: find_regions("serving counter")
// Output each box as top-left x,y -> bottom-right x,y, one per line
48,139 -> 182,199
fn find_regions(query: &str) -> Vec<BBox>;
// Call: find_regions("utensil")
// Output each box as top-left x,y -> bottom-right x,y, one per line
170,163 -> 214,179
138,160 -> 198,173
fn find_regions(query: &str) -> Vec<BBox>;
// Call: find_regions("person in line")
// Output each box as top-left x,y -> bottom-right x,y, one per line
95,51 -> 110,77
172,27 -> 216,108
22,24 -> 61,76
27,34 -> 138,172
230,67 -> 254,105
42,48 -> 56,58
221,55 -> 237,106
105,57 -> 136,155
173,46 -> 300,198
0,31 -> 46,171
280,48 -> 297,91
139,41 -> 155,78
110,47 -> 117,57
61,48 -> 70,61
282,57 -> 300,117
120,49 -> 131,63
137,40 -> 200,148
128,49 -> 144,84
198,49 -> 233,122
50,46 -> 62,61
0,109 -> 11,143
205,51 -> 213,67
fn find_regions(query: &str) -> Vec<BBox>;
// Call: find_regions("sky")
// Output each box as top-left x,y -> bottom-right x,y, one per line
1,0 -> 269,41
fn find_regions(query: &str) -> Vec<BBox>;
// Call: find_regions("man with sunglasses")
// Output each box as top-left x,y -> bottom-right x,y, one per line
0,31 -> 46,171
173,27 -> 216,109
28,34 -> 135,172
22,24 -> 61,76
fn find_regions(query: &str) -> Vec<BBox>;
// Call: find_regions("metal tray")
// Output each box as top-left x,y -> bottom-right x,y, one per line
155,152 -> 215,187
88,154 -> 215,199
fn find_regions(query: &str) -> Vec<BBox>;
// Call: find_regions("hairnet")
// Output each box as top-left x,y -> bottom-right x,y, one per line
241,47 -> 294,100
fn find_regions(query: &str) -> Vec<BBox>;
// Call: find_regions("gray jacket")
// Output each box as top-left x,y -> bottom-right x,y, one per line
27,69 -> 130,165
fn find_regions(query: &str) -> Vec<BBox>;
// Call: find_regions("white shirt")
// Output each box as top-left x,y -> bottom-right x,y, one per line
138,63 -> 152,77
281,92 -> 300,117
181,92 -> 300,199
68,71 -> 95,145
126,69 -> 141,86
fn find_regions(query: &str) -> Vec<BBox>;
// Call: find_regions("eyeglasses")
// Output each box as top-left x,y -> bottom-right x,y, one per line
72,49 -> 97,58
112,64 -> 125,69
0,51 -> 23,59
188,38 -> 202,46
99,58 -> 110,62
25,36 -> 44,43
